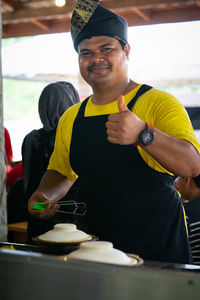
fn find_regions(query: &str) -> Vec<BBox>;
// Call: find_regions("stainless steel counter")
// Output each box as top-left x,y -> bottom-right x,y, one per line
1,244 -> 200,300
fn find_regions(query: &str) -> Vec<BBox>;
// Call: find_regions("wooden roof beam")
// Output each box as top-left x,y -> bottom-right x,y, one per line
2,6 -> 72,24
132,8 -> 151,22
2,0 -> 198,24
30,18 -> 50,31
123,6 -> 200,26
101,0 -> 198,10
2,19 -> 69,38
3,6 -> 200,38
2,0 -> 24,10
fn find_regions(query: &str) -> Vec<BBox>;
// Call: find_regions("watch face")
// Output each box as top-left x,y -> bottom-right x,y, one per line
139,128 -> 155,146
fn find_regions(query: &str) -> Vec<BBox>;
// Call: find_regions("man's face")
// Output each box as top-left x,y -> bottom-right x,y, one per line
78,36 -> 130,88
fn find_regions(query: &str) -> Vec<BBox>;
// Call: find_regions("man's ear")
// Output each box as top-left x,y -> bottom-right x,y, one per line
124,43 -> 130,59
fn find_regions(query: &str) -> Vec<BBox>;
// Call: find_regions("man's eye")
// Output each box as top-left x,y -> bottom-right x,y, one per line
80,52 -> 91,56
102,47 -> 112,52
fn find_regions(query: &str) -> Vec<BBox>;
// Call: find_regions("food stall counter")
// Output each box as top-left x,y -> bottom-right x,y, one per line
1,245 -> 200,300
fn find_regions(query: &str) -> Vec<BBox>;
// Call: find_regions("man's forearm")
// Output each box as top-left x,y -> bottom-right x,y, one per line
36,169 -> 74,202
144,128 -> 200,177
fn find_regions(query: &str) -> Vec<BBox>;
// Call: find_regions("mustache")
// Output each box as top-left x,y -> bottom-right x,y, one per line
87,62 -> 110,71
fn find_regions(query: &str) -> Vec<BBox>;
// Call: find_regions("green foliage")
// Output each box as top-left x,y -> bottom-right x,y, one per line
2,37 -> 32,48
162,86 -> 200,94
3,78 -> 47,121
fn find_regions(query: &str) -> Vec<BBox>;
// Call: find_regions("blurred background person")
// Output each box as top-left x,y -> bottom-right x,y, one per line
5,126 -> 25,225
4,127 -> 23,192
21,81 -> 80,243
174,175 -> 200,265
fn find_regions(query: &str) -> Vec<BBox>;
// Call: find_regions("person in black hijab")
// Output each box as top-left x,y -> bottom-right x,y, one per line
22,81 -> 80,243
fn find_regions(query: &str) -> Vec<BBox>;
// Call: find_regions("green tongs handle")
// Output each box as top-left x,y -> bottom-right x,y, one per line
31,202 -> 49,210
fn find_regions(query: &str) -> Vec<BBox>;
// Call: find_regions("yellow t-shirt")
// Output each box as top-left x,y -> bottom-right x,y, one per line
48,84 -> 200,181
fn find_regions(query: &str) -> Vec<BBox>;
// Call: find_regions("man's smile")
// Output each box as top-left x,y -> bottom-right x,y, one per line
88,63 -> 110,74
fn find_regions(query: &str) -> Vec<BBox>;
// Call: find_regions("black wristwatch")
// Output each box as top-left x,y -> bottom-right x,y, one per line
133,123 -> 155,147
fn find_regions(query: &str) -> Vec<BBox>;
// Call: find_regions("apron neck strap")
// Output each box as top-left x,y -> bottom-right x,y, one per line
78,84 -> 152,117
127,84 -> 152,111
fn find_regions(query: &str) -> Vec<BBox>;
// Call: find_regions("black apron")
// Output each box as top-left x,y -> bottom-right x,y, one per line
70,85 -> 192,264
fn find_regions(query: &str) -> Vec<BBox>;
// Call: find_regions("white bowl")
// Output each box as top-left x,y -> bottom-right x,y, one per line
67,241 -> 138,266
38,223 -> 92,243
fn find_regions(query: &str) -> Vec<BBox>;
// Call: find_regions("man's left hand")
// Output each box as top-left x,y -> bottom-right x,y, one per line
106,95 -> 145,145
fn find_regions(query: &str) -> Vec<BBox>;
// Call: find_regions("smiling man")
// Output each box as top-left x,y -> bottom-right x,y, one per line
28,0 -> 200,264
78,36 -> 131,96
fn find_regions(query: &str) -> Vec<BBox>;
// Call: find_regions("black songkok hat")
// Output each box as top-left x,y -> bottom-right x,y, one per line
70,0 -> 128,52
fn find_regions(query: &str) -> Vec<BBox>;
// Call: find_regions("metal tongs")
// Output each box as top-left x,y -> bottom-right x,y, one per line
31,200 -> 86,216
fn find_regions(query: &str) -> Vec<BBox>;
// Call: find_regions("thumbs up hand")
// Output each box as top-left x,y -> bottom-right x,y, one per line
106,95 -> 145,145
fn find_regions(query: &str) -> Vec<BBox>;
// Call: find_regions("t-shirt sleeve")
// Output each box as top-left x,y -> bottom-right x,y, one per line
133,89 -> 200,174
152,92 -> 200,152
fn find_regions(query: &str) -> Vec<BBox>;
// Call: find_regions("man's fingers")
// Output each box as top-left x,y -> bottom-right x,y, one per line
106,128 -> 118,137
106,120 -> 118,129
28,197 -> 59,219
107,136 -> 119,144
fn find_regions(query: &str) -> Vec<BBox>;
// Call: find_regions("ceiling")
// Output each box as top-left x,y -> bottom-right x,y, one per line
2,0 -> 200,39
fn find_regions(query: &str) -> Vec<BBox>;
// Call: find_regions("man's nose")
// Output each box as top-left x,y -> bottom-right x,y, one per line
91,52 -> 104,63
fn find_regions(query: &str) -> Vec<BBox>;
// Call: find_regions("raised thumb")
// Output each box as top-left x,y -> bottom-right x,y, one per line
117,95 -> 129,112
